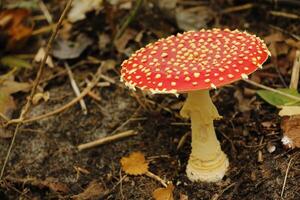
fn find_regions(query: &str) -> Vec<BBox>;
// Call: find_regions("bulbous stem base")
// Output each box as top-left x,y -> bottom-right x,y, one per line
180,90 -> 229,182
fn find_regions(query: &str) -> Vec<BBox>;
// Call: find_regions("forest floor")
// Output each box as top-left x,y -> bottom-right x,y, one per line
0,0 -> 300,199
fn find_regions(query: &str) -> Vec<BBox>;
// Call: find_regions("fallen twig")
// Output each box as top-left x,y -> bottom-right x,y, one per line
65,63 -> 88,115
281,157 -> 294,198
289,50 -> 300,89
269,11 -> 300,20
177,132 -> 190,150
38,0 -> 53,24
221,3 -> 254,14
78,130 -> 138,151
0,0 -> 74,180
5,69 -> 102,126
145,171 -> 167,188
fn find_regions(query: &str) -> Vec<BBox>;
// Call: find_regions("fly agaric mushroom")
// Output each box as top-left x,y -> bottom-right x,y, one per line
120,28 -> 270,182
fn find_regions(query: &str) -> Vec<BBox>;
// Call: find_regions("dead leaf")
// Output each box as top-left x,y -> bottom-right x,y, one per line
98,33 -> 111,49
42,179 -> 69,193
68,0 -> 103,23
71,180 -> 105,200
120,151 -> 148,175
0,78 -> 30,138
114,28 -> 138,53
0,9 -> 33,50
179,193 -> 189,200
281,115 -> 300,149
101,59 -> 116,73
234,89 -> 252,112
34,47 -> 54,68
52,34 -> 93,59
175,6 -> 214,31
32,92 -> 50,105
285,38 -> 300,49
153,184 -> 174,200
0,92 -> 15,139
264,32 -> 285,44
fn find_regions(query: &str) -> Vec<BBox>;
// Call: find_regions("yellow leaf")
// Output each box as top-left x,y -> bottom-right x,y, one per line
120,151 -> 148,175
153,184 -> 174,200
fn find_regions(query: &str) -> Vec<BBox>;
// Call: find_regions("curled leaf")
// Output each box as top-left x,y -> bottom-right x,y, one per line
153,184 -> 174,200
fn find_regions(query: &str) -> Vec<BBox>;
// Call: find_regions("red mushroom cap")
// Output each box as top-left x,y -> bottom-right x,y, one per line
121,28 -> 270,94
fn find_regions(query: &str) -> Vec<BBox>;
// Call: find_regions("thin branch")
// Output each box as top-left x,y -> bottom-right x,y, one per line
289,50 -> 300,89
65,63 -> 88,115
281,157 -> 294,198
145,171 -> 167,187
6,69 -> 101,126
0,0 -> 74,180
78,130 -> 138,151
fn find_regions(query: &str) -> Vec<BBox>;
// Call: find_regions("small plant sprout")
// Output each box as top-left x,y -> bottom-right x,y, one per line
120,28 -> 270,182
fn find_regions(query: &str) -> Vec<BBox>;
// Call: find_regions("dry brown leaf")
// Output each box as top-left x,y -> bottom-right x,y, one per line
71,180 -> 105,200
153,184 -> 174,200
264,32 -> 285,44
285,38 -> 300,49
0,79 -> 30,138
175,6 -> 214,31
179,193 -> 189,200
34,47 -> 54,68
281,115 -> 300,149
42,179 -> 69,193
120,151 -> 148,175
0,9 -> 33,50
234,89 -> 252,112
114,28 -> 138,53
68,0 -> 103,23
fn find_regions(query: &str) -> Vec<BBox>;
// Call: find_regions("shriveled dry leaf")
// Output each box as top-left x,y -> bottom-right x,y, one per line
281,115 -> 300,149
71,180 -> 105,200
175,6 -> 214,31
68,0 -> 103,23
0,79 -> 30,119
34,47 -> 54,68
0,8 -> 33,50
32,92 -> 50,105
0,78 -> 30,138
264,32 -> 285,44
179,193 -> 188,200
0,92 -> 15,139
52,34 -> 93,59
120,151 -> 148,175
153,184 -> 174,200
114,28 -> 138,53
42,179 -> 69,193
234,89 -> 252,112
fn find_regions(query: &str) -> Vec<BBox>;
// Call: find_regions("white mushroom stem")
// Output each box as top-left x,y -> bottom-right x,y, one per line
180,90 -> 229,182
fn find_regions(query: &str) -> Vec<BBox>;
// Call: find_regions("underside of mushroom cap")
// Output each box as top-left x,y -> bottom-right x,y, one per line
121,28 -> 270,94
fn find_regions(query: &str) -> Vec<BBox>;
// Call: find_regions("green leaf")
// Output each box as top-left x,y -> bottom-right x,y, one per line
0,56 -> 31,69
257,88 -> 300,107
